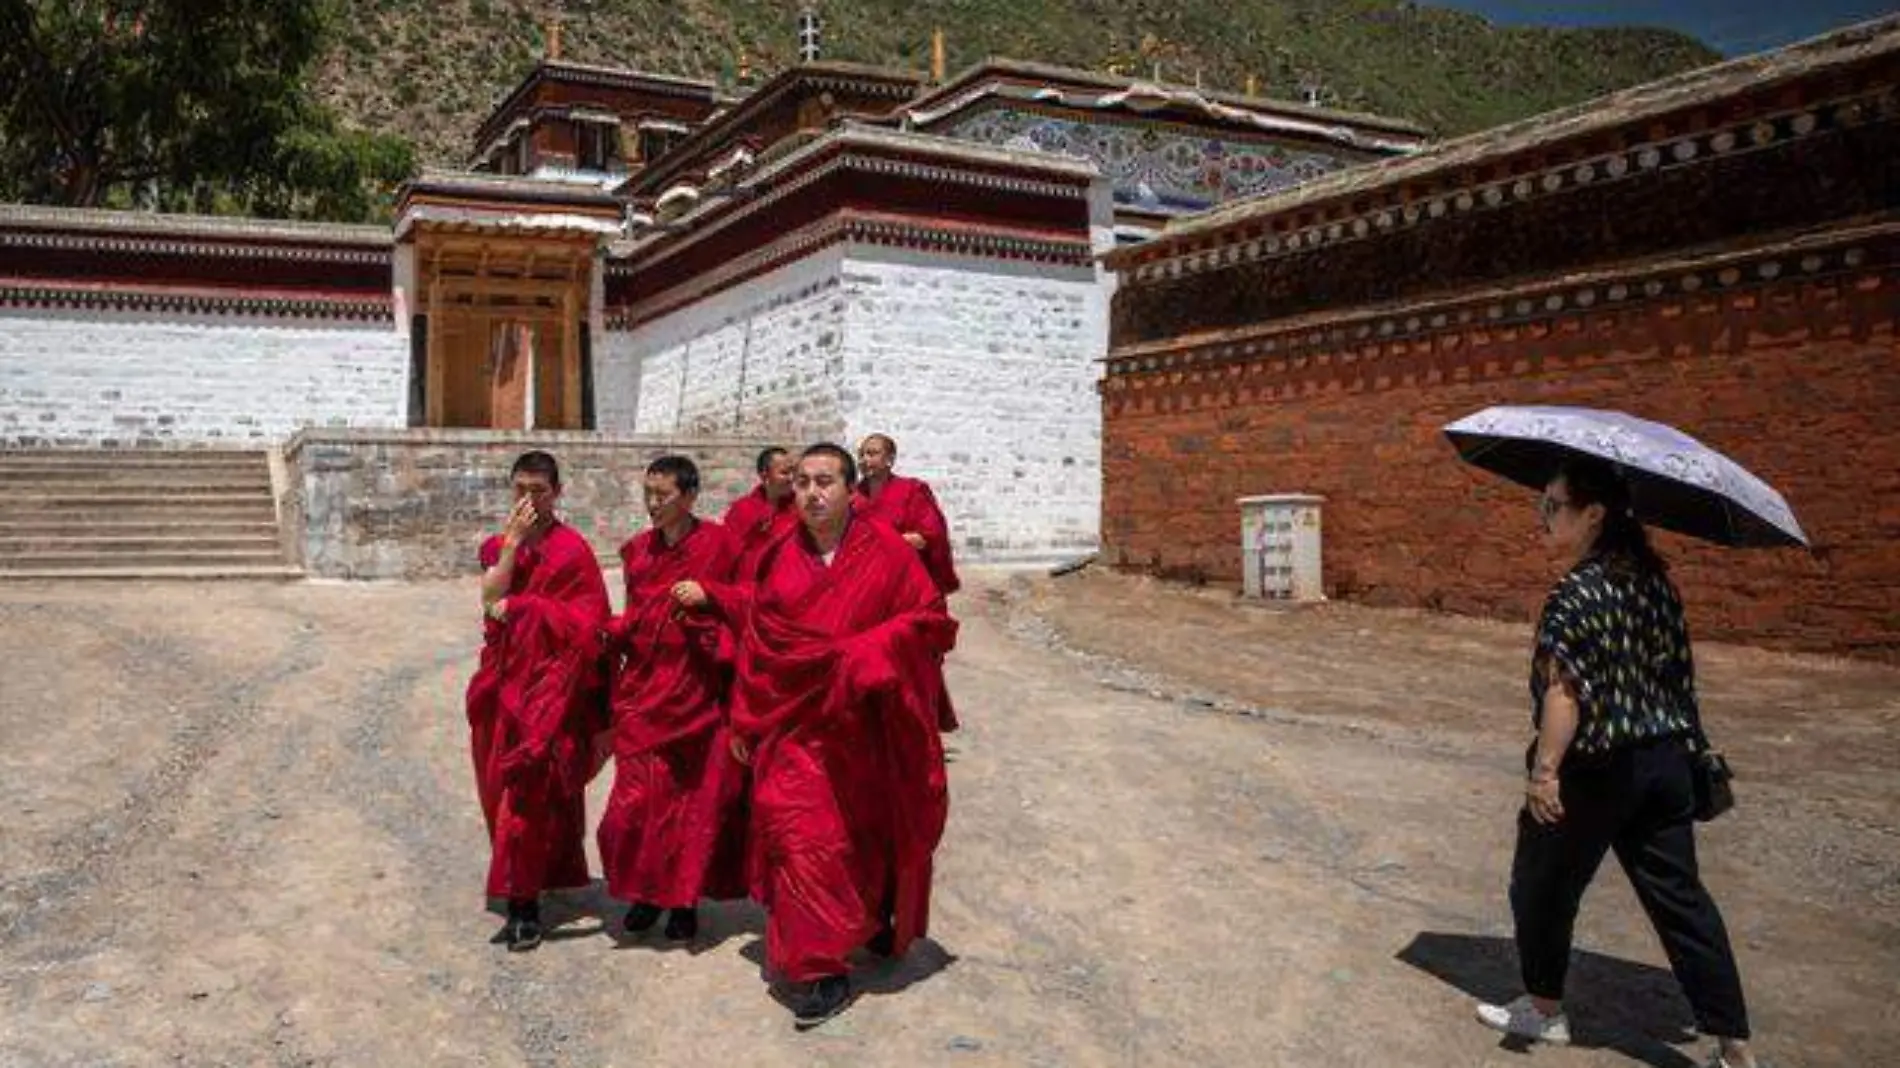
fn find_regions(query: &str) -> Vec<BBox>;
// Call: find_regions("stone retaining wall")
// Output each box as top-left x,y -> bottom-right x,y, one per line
279,428 -> 774,579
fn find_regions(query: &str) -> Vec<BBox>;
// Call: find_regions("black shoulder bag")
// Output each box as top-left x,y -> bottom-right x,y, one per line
1689,725 -> 1735,823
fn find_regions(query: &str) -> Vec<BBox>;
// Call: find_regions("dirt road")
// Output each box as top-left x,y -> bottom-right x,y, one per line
1,569 -> 1893,1067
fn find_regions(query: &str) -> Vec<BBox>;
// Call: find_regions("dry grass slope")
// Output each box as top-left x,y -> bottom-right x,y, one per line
315,0 -> 1722,164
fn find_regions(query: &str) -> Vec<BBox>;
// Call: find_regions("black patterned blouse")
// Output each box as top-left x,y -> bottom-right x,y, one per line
1531,555 -> 1699,758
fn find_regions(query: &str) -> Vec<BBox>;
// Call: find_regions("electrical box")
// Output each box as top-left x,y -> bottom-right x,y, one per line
1239,494 -> 1325,602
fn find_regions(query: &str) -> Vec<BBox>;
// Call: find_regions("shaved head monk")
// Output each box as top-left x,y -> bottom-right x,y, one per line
466,450 -> 612,951
721,445 -> 799,562
853,434 -> 960,597
596,455 -> 749,943
728,443 -> 958,1029
854,433 -> 962,732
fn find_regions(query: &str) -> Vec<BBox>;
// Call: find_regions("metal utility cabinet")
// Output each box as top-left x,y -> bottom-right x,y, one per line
1239,494 -> 1325,602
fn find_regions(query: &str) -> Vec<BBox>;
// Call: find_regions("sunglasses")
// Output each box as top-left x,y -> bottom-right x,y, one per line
1538,495 -> 1571,522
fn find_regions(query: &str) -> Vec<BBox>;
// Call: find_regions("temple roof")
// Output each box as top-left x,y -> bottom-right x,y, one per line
0,203 -> 390,247
904,57 -> 1430,146
473,59 -> 721,152
399,169 -> 625,207
625,62 -> 928,198
394,170 -> 626,240
611,121 -> 1100,259
1113,12 -> 1900,263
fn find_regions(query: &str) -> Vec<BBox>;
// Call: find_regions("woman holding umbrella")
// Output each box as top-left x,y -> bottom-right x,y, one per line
1443,407 -> 1800,1068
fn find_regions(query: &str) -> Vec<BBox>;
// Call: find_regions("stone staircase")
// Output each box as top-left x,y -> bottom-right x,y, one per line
0,448 -> 302,580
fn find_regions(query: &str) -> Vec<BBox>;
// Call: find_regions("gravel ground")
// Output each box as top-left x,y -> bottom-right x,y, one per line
0,567 -> 1892,1067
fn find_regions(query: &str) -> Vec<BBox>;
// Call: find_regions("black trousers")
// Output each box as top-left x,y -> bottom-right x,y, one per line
1509,737 -> 1750,1039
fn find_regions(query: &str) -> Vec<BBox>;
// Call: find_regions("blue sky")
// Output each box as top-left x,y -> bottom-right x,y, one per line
1436,1 -> 1898,55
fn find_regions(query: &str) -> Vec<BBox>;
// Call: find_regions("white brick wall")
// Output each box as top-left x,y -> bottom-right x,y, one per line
0,308 -> 408,447
838,247 -> 1106,563
593,329 -> 643,432
607,249 -> 849,441
608,242 -> 1109,564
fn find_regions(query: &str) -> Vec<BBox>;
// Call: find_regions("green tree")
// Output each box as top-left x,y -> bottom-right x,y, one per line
0,0 -> 415,222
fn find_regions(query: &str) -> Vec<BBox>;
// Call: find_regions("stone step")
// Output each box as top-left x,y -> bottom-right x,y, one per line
0,509 -> 279,527
0,449 -> 288,581
0,448 -> 266,460
0,451 -> 266,461
0,533 -> 282,553
0,548 -> 289,570
0,518 -> 281,537
0,564 -> 304,582
0,457 -> 271,473
0,484 -> 274,500
0,491 -> 274,509
0,467 -> 272,487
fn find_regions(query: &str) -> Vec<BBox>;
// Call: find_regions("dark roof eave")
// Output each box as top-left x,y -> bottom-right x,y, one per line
626,62 -> 928,197
1107,12 -> 1900,265
398,171 -> 626,210
473,59 -> 721,153
910,56 -> 1430,138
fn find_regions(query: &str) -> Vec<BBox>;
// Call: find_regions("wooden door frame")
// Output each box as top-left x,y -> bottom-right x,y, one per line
411,226 -> 597,430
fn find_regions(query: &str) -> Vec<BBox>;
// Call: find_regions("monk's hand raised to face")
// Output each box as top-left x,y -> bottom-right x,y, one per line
729,736 -> 750,765
901,531 -> 927,550
670,580 -> 708,608
503,497 -> 538,547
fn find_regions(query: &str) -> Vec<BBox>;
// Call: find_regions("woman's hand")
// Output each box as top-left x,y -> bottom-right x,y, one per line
1526,774 -> 1564,824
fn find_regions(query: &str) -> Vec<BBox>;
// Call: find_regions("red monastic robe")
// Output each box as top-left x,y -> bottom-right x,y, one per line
465,522 -> 611,903
853,474 -> 962,731
721,485 -> 799,567
852,474 -> 961,595
728,518 -> 958,982
596,519 -> 749,909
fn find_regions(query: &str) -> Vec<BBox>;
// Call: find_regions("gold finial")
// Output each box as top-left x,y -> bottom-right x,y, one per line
738,45 -> 753,84
931,28 -> 946,83
1245,73 -> 1258,96
546,21 -> 563,60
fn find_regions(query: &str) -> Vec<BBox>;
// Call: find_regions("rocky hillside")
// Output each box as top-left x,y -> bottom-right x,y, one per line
317,0 -> 1723,164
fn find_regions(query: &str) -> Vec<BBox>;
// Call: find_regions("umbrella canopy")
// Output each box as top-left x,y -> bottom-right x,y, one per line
1443,405 -> 1809,549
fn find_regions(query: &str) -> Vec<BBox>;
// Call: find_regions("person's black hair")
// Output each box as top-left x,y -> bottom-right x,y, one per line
511,450 -> 560,488
646,454 -> 701,496
1556,456 -> 1668,578
755,446 -> 788,475
800,442 -> 858,486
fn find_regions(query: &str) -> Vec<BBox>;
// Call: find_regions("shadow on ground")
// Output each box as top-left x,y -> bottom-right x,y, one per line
741,935 -> 959,1017
1397,931 -> 1702,1068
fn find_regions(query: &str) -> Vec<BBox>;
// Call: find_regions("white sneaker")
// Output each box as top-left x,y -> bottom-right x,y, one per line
1475,994 -> 1572,1045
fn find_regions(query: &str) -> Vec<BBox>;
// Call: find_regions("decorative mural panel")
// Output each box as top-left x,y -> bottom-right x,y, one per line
941,108 -> 1352,213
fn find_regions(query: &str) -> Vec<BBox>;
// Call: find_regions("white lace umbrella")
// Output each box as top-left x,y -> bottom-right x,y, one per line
1443,405 -> 1809,549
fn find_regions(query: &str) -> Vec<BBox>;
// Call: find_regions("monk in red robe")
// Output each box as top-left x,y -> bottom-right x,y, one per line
728,443 -> 958,1029
596,455 -> 749,943
853,434 -> 960,596
721,445 -> 799,562
466,450 -> 611,951
854,432 -> 962,732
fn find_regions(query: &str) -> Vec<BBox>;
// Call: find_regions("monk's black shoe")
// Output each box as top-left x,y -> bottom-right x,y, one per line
793,975 -> 854,1030
505,904 -> 543,946
623,902 -> 663,934
501,899 -> 542,952
663,907 -> 698,942
505,916 -> 543,951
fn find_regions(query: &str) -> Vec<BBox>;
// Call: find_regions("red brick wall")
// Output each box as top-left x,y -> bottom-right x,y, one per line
1101,266 -> 1900,660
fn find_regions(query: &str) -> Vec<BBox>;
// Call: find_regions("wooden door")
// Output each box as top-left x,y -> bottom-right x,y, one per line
439,314 -> 493,428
